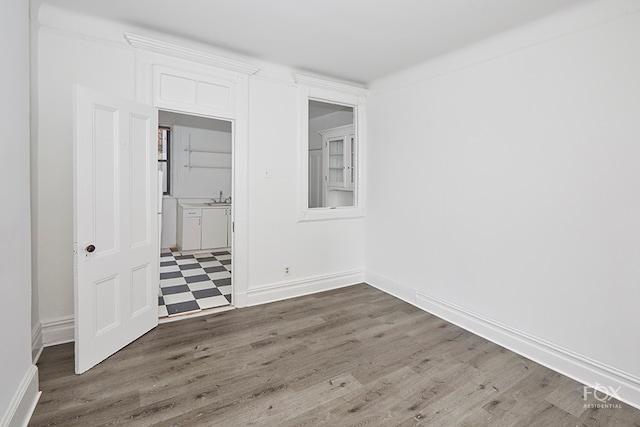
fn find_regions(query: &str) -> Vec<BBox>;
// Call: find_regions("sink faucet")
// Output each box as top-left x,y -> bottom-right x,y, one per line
219,190 -> 223,203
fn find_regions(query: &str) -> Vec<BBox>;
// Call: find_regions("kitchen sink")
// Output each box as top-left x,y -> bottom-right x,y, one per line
180,202 -> 230,208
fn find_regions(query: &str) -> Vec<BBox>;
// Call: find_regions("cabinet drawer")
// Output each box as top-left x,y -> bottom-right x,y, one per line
182,208 -> 201,217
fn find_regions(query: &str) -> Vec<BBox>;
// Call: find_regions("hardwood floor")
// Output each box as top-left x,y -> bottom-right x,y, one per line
30,284 -> 640,426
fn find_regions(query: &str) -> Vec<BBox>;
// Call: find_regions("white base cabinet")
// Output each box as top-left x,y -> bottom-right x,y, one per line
177,207 -> 202,251
181,217 -> 202,250
177,203 -> 231,252
201,208 -> 228,249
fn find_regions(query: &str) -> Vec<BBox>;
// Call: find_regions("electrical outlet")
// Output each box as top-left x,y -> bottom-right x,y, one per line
284,265 -> 290,276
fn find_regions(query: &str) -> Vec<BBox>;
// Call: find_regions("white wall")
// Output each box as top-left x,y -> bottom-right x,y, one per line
309,110 -> 353,150
159,111 -> 232,200
34,26 -> 136,320
172,125 -> 232,199
33,7 -> 365,321
1,0 -> 40,425
366,0 -> 640,407
29,0 -> 42,363
164,127 -> 231,248
158,112 -> 232,248
247,77 -> 365,297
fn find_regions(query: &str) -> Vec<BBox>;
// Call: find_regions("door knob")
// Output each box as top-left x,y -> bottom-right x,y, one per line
86,244 -> 96,253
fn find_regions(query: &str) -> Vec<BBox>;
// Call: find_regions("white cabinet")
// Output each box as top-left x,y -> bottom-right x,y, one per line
321,124 -> 355,190
177,208 -> 202,251
201,207 -> 228,249
320,124 -> 355,207
178,203 -> 231,251
182,218 -> 202,250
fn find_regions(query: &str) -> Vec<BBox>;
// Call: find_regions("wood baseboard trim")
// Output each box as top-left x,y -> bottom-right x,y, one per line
245,269 -> 365,307
365,269 -> 640,410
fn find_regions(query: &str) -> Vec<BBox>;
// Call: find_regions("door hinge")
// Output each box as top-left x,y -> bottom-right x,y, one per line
232,222 -> 235,232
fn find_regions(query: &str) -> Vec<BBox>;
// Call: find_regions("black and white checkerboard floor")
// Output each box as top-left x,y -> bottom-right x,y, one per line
159,249 -> 232,317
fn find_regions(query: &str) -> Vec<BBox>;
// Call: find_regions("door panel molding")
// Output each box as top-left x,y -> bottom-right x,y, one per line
74,85 -> 159,373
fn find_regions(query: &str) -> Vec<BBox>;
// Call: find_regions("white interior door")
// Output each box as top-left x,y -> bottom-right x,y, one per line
74,86 -> 159,374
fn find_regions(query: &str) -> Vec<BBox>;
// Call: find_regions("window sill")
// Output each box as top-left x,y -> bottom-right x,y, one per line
298,206 -> 365,222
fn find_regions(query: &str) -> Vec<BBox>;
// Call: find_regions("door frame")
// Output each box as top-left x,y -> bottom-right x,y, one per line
129,43 -> 254,309
160,110 -> 237,308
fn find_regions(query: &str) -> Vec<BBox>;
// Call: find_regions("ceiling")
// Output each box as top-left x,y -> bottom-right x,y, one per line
37,0 -> 593,84
309,100 -> 352,120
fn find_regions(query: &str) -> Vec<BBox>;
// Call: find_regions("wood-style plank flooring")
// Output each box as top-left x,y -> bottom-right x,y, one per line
30,284 -> 640,426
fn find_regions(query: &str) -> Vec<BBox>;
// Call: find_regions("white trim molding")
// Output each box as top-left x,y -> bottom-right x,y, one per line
244,270 -> 365,307
41,315 -> 75,346
365,270 -> 640,411
0,365 -> 40,427
130,40 -> 252,312
124,33 -> 260,75
292,73 -> 367,97
31,322 -> 43,364
295,79 -> 368,222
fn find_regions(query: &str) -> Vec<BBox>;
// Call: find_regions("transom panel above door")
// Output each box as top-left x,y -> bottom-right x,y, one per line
154,65 -> 237,118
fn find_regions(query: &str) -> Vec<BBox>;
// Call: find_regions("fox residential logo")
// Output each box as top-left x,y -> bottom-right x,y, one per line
583,384 -> 622,409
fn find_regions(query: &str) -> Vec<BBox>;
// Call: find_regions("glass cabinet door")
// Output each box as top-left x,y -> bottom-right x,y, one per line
327,137 -> 345,187
349,135 -> 355,188
320,124 -> 355,207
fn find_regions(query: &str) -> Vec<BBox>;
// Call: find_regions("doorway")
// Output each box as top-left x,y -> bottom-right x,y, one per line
156,111 -> 234,318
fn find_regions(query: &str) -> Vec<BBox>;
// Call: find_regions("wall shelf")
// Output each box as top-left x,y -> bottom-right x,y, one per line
184,138 -> 231,170
184,149 -> 231,155
184,165 -> 232,170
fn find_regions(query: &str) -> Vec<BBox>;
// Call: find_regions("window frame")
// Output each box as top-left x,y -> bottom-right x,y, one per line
296,77 -> 367,222
158,125 -> 171,195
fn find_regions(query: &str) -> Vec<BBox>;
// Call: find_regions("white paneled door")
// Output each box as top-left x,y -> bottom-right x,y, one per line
74,86 -> 159,374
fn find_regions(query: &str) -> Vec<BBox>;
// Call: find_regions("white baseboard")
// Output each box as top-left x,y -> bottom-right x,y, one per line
31,322 -> 43,364
365,270 -> 417,305
233,290 -> 248,308
365,270 -> 640,410
39,271 -> 364,345
246,269 -> 365,307
41,315 -> 74,346
0,365 -> 40,427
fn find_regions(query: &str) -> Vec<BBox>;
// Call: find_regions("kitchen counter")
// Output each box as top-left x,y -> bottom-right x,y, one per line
179,202 -> 231,208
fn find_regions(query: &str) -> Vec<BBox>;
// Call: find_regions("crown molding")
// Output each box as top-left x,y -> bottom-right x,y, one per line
292,73 -> 368,97
124,33 -> 260,75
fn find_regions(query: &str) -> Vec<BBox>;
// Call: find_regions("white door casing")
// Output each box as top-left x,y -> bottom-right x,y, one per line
129,43 -> 250,306
74,86 -> 159,374
308,149 -> 323,208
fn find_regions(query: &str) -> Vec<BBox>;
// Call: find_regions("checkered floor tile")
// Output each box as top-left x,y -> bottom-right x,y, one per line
159,249 -> 232,317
